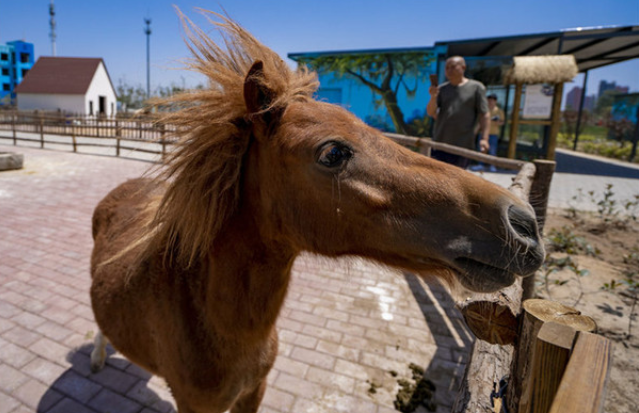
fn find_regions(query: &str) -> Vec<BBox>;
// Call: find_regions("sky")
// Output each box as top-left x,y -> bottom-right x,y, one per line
1,0 -> 638,98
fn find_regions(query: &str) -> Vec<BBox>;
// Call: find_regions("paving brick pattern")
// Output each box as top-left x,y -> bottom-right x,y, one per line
1,143 -> 475,412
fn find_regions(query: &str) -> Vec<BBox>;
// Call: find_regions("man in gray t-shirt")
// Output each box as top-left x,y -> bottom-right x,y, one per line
426,56 -> 490,168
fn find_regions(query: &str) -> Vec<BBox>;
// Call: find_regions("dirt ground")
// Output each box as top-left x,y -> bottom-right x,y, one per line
540,207 -> 639,413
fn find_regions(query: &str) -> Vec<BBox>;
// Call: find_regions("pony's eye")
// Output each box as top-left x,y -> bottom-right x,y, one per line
318,143 -> 353,168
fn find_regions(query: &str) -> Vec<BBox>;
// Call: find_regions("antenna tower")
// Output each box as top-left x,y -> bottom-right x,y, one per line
144,18 -> 152,99
49,0 -> 57,56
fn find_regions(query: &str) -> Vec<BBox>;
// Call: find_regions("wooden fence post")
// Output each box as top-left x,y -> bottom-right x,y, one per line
453,164 -> 535,413
546,83 -> 564,161
39,115 -> 44,148
507,299 -> 596,413
508,83 -> 523,159
12,112 -> 17,145
548,332 -> 612,413
527,322 -> 576,413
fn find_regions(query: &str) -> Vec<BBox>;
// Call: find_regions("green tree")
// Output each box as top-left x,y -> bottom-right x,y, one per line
116,79 -> 147,110
299,52 -> 435,135
595,89 -> 624,117
562,109 -> 591,142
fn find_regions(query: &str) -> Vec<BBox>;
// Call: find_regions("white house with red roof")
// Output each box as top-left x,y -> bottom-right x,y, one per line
15,57 -> 117,116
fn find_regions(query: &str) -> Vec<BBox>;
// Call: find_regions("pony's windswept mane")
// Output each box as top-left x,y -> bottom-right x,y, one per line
138,8 -> 319,267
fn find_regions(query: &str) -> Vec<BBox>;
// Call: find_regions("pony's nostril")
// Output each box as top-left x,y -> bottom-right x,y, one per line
507,205 -> 538,241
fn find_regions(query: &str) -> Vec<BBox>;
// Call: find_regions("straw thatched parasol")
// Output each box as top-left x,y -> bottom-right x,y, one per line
504,55 -> 578,85
504,55 -> 578,160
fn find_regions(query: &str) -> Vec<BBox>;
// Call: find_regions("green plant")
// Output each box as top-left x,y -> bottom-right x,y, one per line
545,226 -> 598,256
541,255 -> 589,304
602,270 -> 638,339
570,185 -> 639,228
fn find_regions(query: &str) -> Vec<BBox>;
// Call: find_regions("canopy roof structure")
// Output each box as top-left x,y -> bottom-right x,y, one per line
436,25 -> 639,72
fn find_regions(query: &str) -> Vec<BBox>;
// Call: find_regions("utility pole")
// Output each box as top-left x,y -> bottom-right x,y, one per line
49,0 -> 57,56
144,18 -> 152,99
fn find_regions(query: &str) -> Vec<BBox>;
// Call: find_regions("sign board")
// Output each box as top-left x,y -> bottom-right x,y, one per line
523,84 -> 554,119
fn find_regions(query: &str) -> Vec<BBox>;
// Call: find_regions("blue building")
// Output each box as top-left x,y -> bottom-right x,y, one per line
290,25 -> 639,150
0,40 -> 35,106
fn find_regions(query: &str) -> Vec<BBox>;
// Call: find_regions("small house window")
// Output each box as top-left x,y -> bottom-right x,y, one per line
2,83 -> 10,91
0,53 -> 8,61
20,53 -> 30,63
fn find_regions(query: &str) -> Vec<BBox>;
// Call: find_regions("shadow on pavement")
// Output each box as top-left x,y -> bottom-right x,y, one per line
37,343 -> 175,413
403,273 -> 473,408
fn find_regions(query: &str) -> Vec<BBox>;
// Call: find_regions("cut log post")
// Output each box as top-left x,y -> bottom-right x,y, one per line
459,283 -> 522,346
549,332 -> 612,413
453,164 -> 536,412
522,159 -> 556,300
529,159 -> 556,233
507,299 -> 596,413
452,341 -> 514,413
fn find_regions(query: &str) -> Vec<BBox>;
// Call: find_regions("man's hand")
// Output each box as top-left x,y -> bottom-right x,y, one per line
426,86 -> 439,118
479,138 -> 490,153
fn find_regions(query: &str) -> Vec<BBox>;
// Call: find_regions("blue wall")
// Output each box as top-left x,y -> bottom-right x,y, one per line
315,69 -> 437,133
293,47 -> 443,135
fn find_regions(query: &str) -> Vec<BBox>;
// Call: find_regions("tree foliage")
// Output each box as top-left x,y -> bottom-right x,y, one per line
595,89 -> 624,116
116,79 -> 206,111
116,79 -> 147,110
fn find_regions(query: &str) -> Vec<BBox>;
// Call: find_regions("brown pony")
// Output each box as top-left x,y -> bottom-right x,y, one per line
89,10 -> 544,413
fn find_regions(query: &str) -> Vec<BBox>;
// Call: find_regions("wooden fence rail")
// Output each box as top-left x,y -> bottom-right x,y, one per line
0,111 -> 177,159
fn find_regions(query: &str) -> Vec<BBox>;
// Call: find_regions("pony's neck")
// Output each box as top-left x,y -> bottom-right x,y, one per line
204,214 -> 296,339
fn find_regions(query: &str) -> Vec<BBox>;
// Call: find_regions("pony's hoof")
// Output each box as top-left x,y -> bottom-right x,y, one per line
90,349 -> 106,373
90,362 -> 104,374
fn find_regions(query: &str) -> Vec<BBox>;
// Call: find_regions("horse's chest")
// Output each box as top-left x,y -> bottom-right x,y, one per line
167,339 -> 276,411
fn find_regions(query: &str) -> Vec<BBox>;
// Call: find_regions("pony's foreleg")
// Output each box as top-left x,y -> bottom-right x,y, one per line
230,379 -> 267,413
90,330 -> 108,373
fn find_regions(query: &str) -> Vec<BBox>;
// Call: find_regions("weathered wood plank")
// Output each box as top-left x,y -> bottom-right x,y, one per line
528,322 -> 576,413
549,332 -> 612,413
508,299 -> 597,413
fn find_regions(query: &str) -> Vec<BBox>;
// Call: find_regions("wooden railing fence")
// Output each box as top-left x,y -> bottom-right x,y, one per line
0,111 -> 611,413
0,111 -> 177,159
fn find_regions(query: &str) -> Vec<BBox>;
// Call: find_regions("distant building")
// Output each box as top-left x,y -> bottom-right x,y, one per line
15,57 -> 117,116
0,40 -> 35,106
598,80 -> 630,98
565,86 -> 595,111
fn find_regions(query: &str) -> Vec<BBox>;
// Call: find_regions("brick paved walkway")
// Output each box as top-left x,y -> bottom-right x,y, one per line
1,144 -> 470,413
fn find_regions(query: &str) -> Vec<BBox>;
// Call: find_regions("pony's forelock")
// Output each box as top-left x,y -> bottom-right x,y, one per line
138,9 -> 319,267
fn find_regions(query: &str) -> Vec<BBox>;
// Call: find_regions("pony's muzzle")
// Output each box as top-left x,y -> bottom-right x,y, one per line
505,203 -> 545,276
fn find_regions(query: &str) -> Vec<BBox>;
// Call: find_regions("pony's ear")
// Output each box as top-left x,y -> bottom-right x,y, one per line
243,60 -> 274,116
